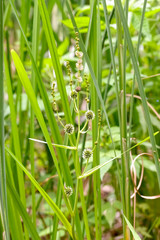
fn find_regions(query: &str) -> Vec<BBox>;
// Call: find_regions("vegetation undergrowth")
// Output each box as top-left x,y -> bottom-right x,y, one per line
1,0 -> 160,239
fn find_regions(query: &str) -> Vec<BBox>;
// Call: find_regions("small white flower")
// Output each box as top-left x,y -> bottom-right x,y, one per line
75,51 -> 83,58
78,59 -> 83,64
76,62 -> 83,71
75,72 -> 79,78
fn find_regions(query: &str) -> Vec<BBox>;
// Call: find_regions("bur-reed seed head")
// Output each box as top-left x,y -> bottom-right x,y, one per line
85,110 -> 95,121
64,186 -> 73,197
82,148 -> 93,159
64,124 -> 74,135
71,90 -> 78,99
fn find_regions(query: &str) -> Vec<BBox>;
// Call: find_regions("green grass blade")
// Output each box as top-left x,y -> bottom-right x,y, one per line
89,1 -> 101,239
6,153 -> 24,240
128,0 -> 147,146
4,51 -> 26,207
7,180 -> 41,240
5,147 -> 73,237
38,0 -> 73,126
114,2 -> 130,237
0,1 -> 10,238
115,0 -> 160,189
0,215 -> 3,240
30,0 -> 40,226
51,180 -> 62,240
123,214 -> 141,240
102,0 -> 121,129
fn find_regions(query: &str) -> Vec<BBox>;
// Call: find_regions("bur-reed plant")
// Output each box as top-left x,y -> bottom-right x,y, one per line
2,0 -> 160,239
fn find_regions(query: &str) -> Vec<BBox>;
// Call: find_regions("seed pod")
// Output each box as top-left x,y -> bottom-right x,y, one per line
64,186 -> 73,197
82,148 -> 93,159
70,90 -> 78,99
85,110 -> 95,121
64,124 -> 74,135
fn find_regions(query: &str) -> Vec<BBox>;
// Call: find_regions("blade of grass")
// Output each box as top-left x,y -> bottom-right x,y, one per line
123,214 -> 141,240
101,0 -> 123,224
0,215 -> 3,240
115,1 -> 130,238
7,178 -> 41,240
51,180 -> 62,240
114,0 -> 160,189
0,1 -> 10,238
89,1 -> 101,239
5,147 -> 73,238
5,152 -> 24,240
38,0 -> 73,126
30,0 -> 40,226
128,0 -> 147,146
4,50 -> 28,239
4,50 -> 27,212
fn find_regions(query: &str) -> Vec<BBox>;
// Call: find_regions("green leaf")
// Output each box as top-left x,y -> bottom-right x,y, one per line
58,37 -> 69,56
7,180 -> 40,240
123,214 -> 141,240
5,147 -> 73,237
104,203 -> 116,228
62,17 -> 90,29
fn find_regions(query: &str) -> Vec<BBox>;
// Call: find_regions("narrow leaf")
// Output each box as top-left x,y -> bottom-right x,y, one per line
5,147 -> 73,237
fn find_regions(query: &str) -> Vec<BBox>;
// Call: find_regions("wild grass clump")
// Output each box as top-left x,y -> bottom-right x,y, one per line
1,0 -> 160,239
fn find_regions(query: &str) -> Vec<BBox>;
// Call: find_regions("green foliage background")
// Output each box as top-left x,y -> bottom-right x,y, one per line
0,0 -> 160,239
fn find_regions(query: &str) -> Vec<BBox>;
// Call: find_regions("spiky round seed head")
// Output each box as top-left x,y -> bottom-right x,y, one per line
64,186 -> 73,197
64,124 -> 74,135
85,110 -> 95,121
82,148 -> 93,159
71,90 -> 77,99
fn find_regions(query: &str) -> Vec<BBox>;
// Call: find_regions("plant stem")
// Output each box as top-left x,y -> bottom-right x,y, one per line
72,90 -> 91,240
115,3 -> 131,238
0,0 -> 10,238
